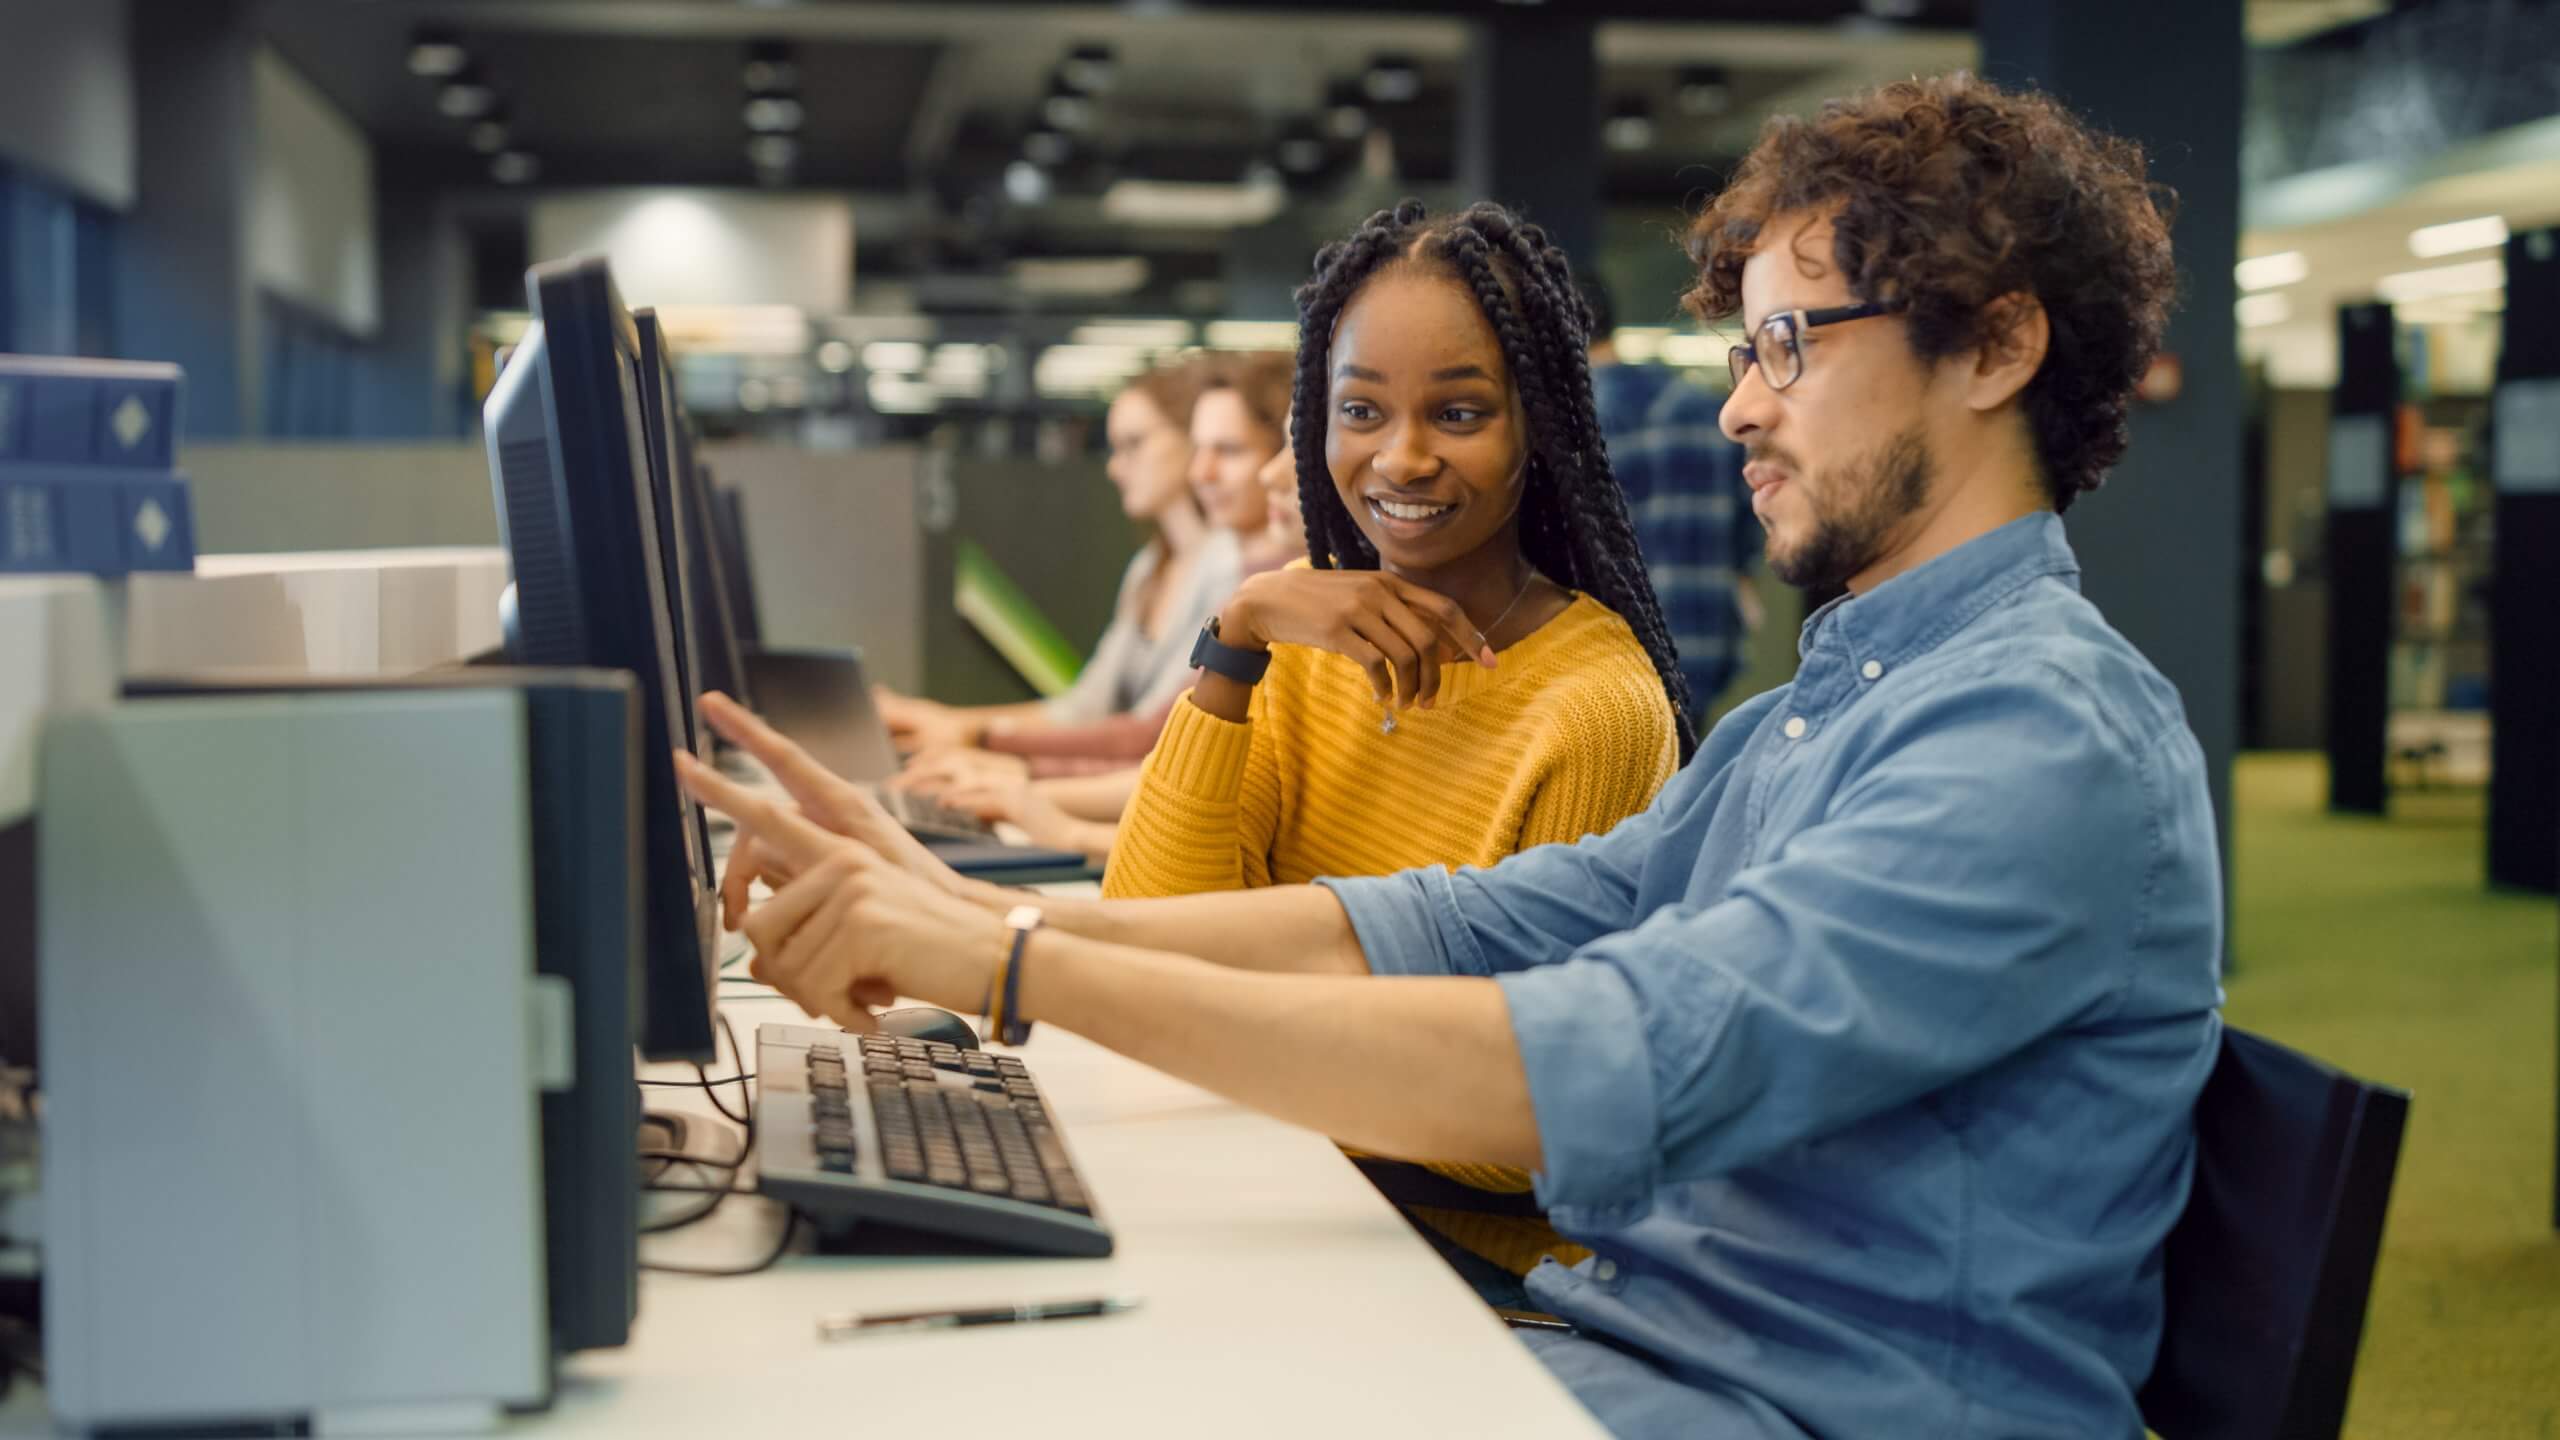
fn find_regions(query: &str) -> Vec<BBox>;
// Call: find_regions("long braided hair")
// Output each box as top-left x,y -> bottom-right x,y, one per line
1289,199 -> 1697,760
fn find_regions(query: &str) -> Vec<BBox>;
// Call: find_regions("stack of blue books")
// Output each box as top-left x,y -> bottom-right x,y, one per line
0,355 -> 197,575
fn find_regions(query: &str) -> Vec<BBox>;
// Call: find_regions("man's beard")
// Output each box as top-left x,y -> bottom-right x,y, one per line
1760,427 -> 1934,590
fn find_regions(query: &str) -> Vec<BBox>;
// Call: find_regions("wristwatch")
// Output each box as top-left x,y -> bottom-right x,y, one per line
998,904 -> 1044,1047
1188,615 -> 1273,685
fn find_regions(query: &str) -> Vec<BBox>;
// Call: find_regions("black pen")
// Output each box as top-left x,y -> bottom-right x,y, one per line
816,1295 -> 1142,1341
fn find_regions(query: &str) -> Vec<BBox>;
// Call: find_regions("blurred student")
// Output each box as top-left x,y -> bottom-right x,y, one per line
874,359 -> 1237,750
889,352 -> 1295,801
914,402 -> 1316,863
1580,272 -> 1763,717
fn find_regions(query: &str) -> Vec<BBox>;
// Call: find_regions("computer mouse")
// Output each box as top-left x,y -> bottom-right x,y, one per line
871,1006 -> 980,1050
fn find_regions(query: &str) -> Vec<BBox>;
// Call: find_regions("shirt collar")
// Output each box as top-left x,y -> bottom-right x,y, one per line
1798,511 -> 2080,669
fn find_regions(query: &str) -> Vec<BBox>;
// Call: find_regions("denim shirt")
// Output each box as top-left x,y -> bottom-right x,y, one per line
1319,513 -> 2224,1439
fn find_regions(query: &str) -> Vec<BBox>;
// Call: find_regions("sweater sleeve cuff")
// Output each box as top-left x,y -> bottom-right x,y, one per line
1145,693 -> 1255,800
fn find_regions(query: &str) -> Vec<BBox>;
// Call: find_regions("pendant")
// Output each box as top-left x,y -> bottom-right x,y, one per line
1380,710 -> 1398,735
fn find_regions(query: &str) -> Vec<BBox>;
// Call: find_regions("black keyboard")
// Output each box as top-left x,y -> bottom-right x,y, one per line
752,1023 -> 1112,1258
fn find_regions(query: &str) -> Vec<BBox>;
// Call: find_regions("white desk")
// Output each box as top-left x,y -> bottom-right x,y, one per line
5,978 -> 1610,1439
549,981 -> 1609,1438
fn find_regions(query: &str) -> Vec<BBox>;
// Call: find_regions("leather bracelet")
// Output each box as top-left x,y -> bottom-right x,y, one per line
999,904 -> 1044,1046
982,943 -> 1010,1043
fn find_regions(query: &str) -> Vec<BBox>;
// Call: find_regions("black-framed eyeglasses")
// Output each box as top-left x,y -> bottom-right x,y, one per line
1727,302 -> 1897,392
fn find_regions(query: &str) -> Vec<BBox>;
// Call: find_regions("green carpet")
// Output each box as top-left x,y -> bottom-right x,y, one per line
2224,754 -> 2559,1437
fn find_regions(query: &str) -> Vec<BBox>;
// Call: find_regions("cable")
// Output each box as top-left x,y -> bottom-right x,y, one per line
642,1192 -> 730,1235
638,1147 -> 742,1171
641,1208 -> 801,1278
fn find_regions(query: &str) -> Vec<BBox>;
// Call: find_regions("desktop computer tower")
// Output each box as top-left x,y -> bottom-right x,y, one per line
40,672 -> 643,1432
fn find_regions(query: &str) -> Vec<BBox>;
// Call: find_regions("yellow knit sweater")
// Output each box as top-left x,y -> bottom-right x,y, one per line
1103,592 -> 1677,899
1102,591 -> 1677,1278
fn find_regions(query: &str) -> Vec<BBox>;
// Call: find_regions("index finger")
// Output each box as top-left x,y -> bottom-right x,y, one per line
697,692 -> 854,815
672,750 -> 842,871
1385,576 -> 1497,668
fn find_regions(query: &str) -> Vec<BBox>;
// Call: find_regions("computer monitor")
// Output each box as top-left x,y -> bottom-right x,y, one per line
485,256 -> 720,1062
632,311 -> 751,711
705,478 -> 766,653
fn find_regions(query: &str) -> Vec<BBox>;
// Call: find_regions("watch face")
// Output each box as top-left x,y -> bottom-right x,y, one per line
1005,903 -> 1044,930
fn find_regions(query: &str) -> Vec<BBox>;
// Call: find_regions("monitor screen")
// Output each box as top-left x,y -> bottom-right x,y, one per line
484,257 -> 720,1062
705,479 -> 764,654
633,311 -> 751,712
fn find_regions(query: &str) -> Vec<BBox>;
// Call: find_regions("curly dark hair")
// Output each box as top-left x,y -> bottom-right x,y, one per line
1683,72 -> 2178,511
1291,199 -> 1696,758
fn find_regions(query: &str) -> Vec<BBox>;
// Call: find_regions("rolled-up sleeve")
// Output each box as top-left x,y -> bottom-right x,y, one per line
1502,669 -> 2165,1220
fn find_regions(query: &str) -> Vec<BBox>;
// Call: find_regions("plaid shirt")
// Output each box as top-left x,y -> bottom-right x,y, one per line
1591,363 -> 1759,713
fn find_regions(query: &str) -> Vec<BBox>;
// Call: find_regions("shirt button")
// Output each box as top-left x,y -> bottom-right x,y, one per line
1593,1259 -> 1619,1282
1861,660 -> 1884,681
1783,716 -> 1808,740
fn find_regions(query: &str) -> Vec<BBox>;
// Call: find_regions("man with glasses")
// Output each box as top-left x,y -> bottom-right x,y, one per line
689,72 -> 2223,1438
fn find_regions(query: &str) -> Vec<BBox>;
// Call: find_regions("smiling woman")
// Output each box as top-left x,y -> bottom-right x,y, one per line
1099,200 -> 1690,1288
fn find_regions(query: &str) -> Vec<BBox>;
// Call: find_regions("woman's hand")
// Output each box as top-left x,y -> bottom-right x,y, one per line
943,775 -> 1107,863
1217,569 -> 1496,711
874,686 -> 983,752
691,692 -> 963,921
673,754 -> 1004,1030
892,745 -> 1030,797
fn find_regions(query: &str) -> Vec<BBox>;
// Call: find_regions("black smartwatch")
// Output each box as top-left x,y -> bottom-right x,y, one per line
1189,615 -> 1273,685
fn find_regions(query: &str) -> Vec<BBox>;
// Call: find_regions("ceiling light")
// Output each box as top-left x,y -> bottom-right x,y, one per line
1070,319 -> 1195,348
2234,251 -> 2308,291
863,341 -> 926,372
1363,56 -> 1422,105
816,340 -> 857,374
1677,66 -> 1733,116
1004,160 -> 1053,206
743,95 -> 804,133
2236,292 -> 2291,328
1603,99 -> 1656,153
742,42 -> 796,95
1277,127 -> 1328,175
2408,214 -> 2508,259
1101,178 -> 1284,228
1325,82 -> 1370,140
1041,84 -> 1096,133
1060,44 -> 1117,94
1203,319 -> 1298,350
490,151 -> 539,185
745,135 -> 799,170
438,77 -> 499,120
1024,128 -> 1073,166
2375,257 -> 2504,304
1010,256 -> 1152,298
468,118 -> 509,154
407,29 -> 468,79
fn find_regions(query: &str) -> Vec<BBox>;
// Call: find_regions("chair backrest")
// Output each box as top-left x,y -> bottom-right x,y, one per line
2138,1025 -> 2410,1440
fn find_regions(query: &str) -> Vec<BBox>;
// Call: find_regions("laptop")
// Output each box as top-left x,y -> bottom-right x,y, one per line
738,647 -> 1091,877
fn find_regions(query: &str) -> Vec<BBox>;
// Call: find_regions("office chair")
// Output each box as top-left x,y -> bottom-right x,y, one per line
2138,1026 -> 2410,1440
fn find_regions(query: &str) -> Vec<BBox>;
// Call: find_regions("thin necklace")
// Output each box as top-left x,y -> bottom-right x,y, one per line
1382,564 -> 1539,735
